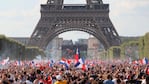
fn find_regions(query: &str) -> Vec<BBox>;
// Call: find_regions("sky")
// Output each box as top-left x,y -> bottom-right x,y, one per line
0,0 -> 149,41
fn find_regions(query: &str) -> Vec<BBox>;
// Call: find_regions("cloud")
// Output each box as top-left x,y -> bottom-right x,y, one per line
0,0 -> 41,18
106,0 -> 149,36
0,0 -> 42,37
40,0 -> 47,4
110,0 -> 149,16
0,10 -> 18,17
0,19 -> 31,37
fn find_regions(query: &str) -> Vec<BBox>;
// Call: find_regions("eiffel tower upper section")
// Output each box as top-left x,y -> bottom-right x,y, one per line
29,0 -> 121,49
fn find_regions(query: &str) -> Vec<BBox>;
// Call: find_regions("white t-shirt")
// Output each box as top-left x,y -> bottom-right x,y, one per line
112,78 -> 117,84
141,79 -> 146,84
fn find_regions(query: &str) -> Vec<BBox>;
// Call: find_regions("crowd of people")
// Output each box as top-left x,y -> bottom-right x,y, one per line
0,60 -> 149,84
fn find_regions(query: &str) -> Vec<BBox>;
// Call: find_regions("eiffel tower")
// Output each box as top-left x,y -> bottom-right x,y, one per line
28,0 -> 121,49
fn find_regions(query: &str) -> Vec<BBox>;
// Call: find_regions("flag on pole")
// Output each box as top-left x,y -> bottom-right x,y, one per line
49,60 -> 54,68
75,57 -> 87,71
74,48 -> 79,63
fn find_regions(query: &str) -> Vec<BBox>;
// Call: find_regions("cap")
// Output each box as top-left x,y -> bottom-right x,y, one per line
56,75 -> 62,80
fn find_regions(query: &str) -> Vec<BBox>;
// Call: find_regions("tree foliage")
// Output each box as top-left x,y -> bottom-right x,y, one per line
0,35 -> 45,60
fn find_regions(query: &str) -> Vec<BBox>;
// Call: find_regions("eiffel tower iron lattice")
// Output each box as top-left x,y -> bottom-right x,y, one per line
28,0 -> 121,49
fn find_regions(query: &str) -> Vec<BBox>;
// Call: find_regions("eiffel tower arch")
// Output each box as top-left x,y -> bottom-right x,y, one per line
28,0 -> 121,49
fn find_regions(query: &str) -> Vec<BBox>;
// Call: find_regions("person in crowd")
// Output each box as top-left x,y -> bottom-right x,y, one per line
54,75 -> 67,84
103,74 -> 114,84
0,60 -> 149,84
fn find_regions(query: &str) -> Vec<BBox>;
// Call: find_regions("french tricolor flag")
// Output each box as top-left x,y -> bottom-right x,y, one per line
49,60 -> 54,68
75,57 -> 87,71
140,57 -> 148,65
59,58 -> 70,69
